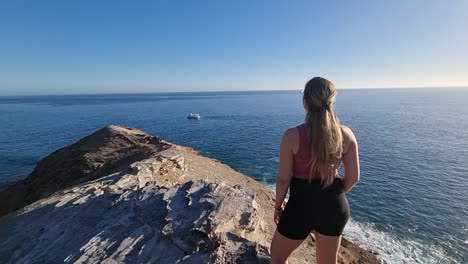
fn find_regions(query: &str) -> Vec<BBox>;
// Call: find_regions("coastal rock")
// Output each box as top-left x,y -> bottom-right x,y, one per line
0,125 -> 169,216
0,175 -> 268,264
0,125 -> 380,263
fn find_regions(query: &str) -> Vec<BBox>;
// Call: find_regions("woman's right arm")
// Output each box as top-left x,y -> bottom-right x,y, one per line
341,126 -> 360,192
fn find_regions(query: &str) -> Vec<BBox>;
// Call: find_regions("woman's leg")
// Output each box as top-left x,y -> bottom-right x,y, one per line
270,230 -> 304,264
314,231 -> 342,264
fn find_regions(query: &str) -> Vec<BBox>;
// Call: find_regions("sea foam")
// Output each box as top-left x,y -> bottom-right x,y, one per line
344,219 -> 455,264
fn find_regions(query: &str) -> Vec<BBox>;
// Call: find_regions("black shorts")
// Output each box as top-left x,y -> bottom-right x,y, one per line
277,177 -> 350,240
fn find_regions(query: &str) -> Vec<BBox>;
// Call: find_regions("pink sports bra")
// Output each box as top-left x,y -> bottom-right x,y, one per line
292,123 -> 341,180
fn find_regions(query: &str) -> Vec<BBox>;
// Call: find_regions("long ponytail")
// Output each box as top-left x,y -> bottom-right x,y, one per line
303,77 -> 342,184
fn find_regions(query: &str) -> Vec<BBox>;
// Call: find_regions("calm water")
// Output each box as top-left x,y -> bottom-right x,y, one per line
0,89 -> 467,263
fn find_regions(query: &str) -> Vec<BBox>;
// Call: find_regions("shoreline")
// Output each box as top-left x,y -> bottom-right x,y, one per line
0,125 -> 380,263
1,124 -> 460,263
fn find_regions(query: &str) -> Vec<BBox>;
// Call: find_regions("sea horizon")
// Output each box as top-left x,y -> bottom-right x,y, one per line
1,85 -> 467,98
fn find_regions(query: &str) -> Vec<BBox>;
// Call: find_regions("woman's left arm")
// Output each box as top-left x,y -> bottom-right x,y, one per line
274,128 -> 295,224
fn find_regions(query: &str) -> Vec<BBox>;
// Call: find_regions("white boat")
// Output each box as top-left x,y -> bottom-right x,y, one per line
187,113 -> 201,119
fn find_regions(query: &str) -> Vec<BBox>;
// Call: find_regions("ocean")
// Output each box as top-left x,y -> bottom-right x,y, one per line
0,88 -> 467,263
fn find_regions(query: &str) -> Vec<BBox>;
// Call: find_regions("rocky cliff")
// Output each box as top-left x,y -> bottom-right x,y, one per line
0,125 -> 380,264
0,126 -> 168,216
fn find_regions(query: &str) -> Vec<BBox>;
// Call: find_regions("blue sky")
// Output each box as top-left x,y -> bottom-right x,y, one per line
0,0 -> 467,95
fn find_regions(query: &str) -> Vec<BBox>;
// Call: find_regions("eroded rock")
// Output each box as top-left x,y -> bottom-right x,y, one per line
0,177 -> 268,264
0,125 -> 170,216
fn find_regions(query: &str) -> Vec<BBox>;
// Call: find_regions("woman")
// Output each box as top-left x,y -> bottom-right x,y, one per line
270,77 -> 360,264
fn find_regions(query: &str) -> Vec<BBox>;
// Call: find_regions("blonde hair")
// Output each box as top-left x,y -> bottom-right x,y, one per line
303,77 -> 342,184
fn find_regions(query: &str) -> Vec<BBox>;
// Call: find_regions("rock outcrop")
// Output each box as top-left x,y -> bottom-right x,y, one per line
0,178 -> 268,263
0,125 -> 169,216
0,125 -> 380,264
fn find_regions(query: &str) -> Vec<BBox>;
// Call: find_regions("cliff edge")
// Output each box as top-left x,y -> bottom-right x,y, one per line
0,125 -> 379,264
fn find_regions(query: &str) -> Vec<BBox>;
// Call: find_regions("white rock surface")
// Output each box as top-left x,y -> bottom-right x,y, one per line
0,160 -> 269,264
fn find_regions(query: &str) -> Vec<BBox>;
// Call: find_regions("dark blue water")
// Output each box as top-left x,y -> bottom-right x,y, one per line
0,89 -> 467,263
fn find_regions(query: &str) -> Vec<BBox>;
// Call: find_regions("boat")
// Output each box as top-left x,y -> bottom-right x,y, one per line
187,113 -> 201,119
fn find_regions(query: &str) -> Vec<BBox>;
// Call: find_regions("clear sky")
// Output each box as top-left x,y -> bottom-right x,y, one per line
0,0 -> 467,95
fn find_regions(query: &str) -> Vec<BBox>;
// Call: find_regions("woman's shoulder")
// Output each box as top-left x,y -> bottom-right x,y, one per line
283,126 -> 300,141
340,125 -> 354,136
281,126 -> 301,152
340,125 -> 358,152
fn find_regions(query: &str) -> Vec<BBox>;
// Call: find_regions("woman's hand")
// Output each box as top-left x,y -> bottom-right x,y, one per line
274,203 -> 286,225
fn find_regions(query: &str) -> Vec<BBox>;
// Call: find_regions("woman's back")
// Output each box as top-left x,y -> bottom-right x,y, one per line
292,123 -> 347,181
